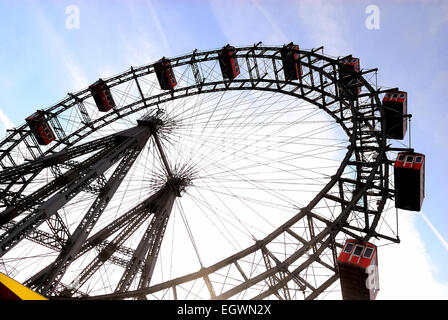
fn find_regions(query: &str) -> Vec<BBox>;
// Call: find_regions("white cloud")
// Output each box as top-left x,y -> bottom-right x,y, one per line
0,108 -> 13,129
210,0 -> 353,56
145,0 -> 172,56
420,212 -> 448,251
116,2 -> 168,68
250,0 -> 289,43
0,108 -> 14,137
377,213 -> 448,299
32,4 -> 89,91
295,0 -> 353,56
209,0 -> 290,44
422,0 -> 448,33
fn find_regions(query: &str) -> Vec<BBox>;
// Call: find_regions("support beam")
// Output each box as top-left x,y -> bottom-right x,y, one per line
0,142 -> 117,227
250,237 -> 334,300
24,193 -> 155,292
191,50 -> 204,87
261,247 -> 287,300
45,212 -> 71,247
0,126 -> 151,257
152,132 -> 173,178
64,212 -> 150,297
32,137 -> 149,295
115,180 -> 178,293
0,130 -> 127,183
64,179 -> 186,297
137,205 -> 173,292
68,93 -> 93,129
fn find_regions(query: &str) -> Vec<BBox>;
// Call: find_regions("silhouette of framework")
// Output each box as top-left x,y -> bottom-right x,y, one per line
0,43 -> 411,299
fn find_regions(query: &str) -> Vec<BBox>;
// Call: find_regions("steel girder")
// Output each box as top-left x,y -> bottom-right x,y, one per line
0,125 -> 152,256
29,130 -> 151,295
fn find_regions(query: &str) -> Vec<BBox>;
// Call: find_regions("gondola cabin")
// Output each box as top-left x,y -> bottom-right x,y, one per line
340,57 -> 360,72
25,111 -> 55,145
337,239 -> 379,300
89,79 -> 116,112
394,152 -> 425,211
154,58 -> 177,90
218,45 -> 240,80
382,90 -> 408,140
338,57 -> 361,98
280,43 -> 302,81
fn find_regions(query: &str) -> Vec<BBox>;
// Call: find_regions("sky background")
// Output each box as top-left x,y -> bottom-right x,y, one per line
0,0 -> 447,299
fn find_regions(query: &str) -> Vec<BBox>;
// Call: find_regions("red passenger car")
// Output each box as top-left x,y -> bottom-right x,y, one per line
89,79 -> 116,112
154,58 -> 177,90
218,45 -> 240,80
338,57 -> 361,98
25,111 -> 55,145
340,57 -> 360,72
280,43 -> 302,81
337,239 -> 379,300
382,90 -> 408,140
394,152 -> 425,211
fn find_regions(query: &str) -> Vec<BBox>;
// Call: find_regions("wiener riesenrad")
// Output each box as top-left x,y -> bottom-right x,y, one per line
0,43 -> 424,300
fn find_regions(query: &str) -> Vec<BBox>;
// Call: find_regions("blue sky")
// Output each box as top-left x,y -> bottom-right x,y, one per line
0,0 -> 447,298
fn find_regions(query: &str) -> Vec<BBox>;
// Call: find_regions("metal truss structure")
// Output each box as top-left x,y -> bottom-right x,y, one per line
0,43 -> 409,300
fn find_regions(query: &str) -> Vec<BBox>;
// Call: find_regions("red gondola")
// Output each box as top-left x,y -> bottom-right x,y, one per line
338,57 -> 361,98
89,79 -> 116,112
394,152 -> 425,211
382,90 -> 408,140
280,43 -> 302,81
154,58 -> 177,90
218,45 -> 240,80
25,111 -> 55,146
337,239 -> 379,300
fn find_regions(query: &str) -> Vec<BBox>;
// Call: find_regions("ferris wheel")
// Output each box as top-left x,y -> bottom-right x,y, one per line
0,43 -> 424,300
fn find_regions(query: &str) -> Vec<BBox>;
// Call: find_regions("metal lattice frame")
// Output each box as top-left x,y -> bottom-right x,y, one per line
0,43 -> 403,300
